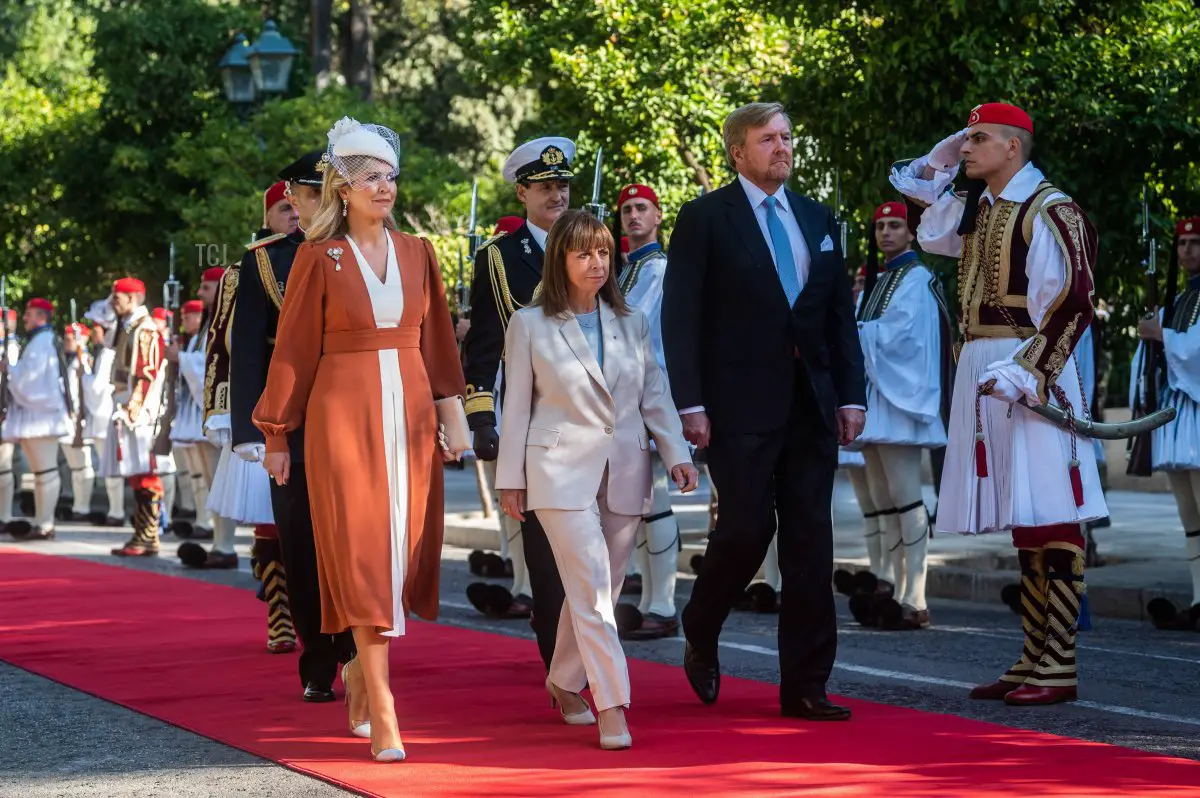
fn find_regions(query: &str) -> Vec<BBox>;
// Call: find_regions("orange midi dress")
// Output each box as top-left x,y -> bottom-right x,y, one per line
253,230 -> 465,634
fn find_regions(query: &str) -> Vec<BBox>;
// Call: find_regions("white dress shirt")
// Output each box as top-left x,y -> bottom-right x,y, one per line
527,220 -> 549,251
738,173 -> 811,292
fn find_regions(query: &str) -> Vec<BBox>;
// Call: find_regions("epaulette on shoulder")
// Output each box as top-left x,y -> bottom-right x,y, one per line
479,230 -> 510,251
247,232 -> 288,251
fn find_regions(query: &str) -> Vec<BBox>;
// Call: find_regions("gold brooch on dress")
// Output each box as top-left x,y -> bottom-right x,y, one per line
328,246 -> 344,271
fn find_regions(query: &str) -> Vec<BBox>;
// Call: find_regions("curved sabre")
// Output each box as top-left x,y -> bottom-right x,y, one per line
1020,401 -> 1177,441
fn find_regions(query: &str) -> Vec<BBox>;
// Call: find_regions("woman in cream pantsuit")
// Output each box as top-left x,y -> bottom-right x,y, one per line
496,211 -> 698,751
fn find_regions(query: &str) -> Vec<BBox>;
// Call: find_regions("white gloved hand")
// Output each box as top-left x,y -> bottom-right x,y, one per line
927,128 -> 969,172
978,369 -> 1026,405
235,442 -> 266,463
205,426 -> 231,448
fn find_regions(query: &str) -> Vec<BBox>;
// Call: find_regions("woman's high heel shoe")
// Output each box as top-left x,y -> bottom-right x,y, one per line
545,677 -> 596,725
372,747 -> 406,763
342,660 -> 371,739
598,709 -> 632,751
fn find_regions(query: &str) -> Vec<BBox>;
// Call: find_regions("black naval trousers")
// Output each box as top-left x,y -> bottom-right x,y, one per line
270,460 -> 356,687
521,510 -> 566,671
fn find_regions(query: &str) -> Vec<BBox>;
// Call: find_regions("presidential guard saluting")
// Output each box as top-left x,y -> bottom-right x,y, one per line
204,181 -> 297,654
230,151 -> 357,701
173,277 -> 237,568
891,103 -> 1104,704
99,279 -> 169,556
59,322 -> 98,522
610,182 -> 682,640
460,137 -> 571,666
843,201 -> 950,631
1136,216 -> 1200,631
2,298 -> 71,541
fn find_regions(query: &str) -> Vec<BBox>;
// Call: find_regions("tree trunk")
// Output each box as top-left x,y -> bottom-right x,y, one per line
310,0 -> 333,91
343,0 -> 373,100
681,147 -> 713,193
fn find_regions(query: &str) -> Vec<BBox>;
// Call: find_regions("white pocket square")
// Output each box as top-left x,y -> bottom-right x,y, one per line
820,234 -> 834,252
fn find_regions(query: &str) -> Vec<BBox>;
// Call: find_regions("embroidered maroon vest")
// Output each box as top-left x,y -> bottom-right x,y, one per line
957,182 -> 1061,341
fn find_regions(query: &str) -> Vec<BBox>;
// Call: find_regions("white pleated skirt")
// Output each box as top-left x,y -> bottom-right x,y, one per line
98,419 -> 156,478
856,382 -> 947,448
839,448 -> 864,468
1153,390 -> 1200,471
937,337 -> 1107,535
206,443 -> 274,524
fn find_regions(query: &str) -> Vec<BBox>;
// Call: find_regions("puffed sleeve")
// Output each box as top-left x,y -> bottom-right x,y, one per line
253,243 -> 325,454
637,311 -> 692,470
419,238 -> 467,401
1163,323 -> 1200,403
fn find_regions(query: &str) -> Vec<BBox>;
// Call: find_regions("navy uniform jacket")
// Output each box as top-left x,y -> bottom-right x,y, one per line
230,230 -> 305,461
461,221 -> 544,430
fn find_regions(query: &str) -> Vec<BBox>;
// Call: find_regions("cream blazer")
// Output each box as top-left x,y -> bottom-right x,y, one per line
495,300 -> 692,516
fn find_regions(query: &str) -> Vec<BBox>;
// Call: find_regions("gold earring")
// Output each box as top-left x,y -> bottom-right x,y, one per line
342,199 -> 348,217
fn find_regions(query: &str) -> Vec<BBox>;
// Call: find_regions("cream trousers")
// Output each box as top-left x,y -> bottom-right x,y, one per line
538,473 -> 640,712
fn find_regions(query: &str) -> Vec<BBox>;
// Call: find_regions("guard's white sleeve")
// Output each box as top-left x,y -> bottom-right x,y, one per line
624,257 -> 669,378
178,350 -> 206,402
858,266 -> 942,423
889,156 -> 964,259
980,197 -> 1073,405
8,337 -> 63,407
1163,323 -> 1200,403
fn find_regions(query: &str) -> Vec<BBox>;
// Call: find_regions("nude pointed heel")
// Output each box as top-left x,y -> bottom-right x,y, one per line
598,708 -> 632,751
342,660 -> 371,739
545,677 -> 596,725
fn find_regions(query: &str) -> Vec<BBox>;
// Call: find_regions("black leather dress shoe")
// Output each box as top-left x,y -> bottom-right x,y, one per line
303,682 -> 336,703
781,697 -> 852,721
683,641 -> 720,705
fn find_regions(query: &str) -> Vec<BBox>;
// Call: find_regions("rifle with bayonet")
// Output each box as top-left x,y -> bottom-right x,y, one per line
70,297 -> 88,449
1128,186 -> 1161,476
152,242 -> 182,457
583,147 -> 607,221
0,277 -> 10,427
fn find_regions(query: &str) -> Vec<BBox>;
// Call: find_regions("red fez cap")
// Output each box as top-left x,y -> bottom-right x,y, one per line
494,216 -> 525,236
618,184 -> 660,210
1176,217 -> 1200,237
113,277 -> 145,295
64,322 -> 87,338
202,266 -> 226,283
27,297 -> 54,314
182,299 -> 204,315
151,307 -> 169,322
873,201 -> 907,223
264,181 -> 288,213
967,103 -> 1033,134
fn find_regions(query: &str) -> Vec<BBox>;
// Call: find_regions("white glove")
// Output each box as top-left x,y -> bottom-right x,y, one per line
235,442 -> 266,463
978,369 -> 1026,405
927,128 -> 969,172
205,426 -> 231,448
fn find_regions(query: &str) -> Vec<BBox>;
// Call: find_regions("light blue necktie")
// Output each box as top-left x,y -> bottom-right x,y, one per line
763,195 -> 800,306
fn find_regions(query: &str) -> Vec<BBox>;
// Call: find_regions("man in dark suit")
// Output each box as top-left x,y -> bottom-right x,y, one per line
663,102 -> 867,721
461,137 -> 572,671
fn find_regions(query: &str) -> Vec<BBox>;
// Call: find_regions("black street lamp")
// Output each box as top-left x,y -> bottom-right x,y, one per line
218,33 -> 255,106
248,21 -> 298,98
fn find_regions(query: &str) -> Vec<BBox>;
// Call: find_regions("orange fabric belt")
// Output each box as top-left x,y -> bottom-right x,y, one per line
323,327 -> 420,354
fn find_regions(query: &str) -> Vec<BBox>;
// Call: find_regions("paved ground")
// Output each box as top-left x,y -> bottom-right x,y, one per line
2,468 -> 1199,796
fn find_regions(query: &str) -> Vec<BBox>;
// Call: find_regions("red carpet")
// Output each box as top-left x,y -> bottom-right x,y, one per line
0,550 -> 1197,798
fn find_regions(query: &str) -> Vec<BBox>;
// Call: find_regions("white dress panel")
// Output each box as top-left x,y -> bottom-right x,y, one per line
855,265 -> 947,448
347,233 -> 409,638
4,329 -> 71,441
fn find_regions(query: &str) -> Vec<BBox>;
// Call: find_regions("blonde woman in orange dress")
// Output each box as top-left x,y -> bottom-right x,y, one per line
255,118 -> 466,763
